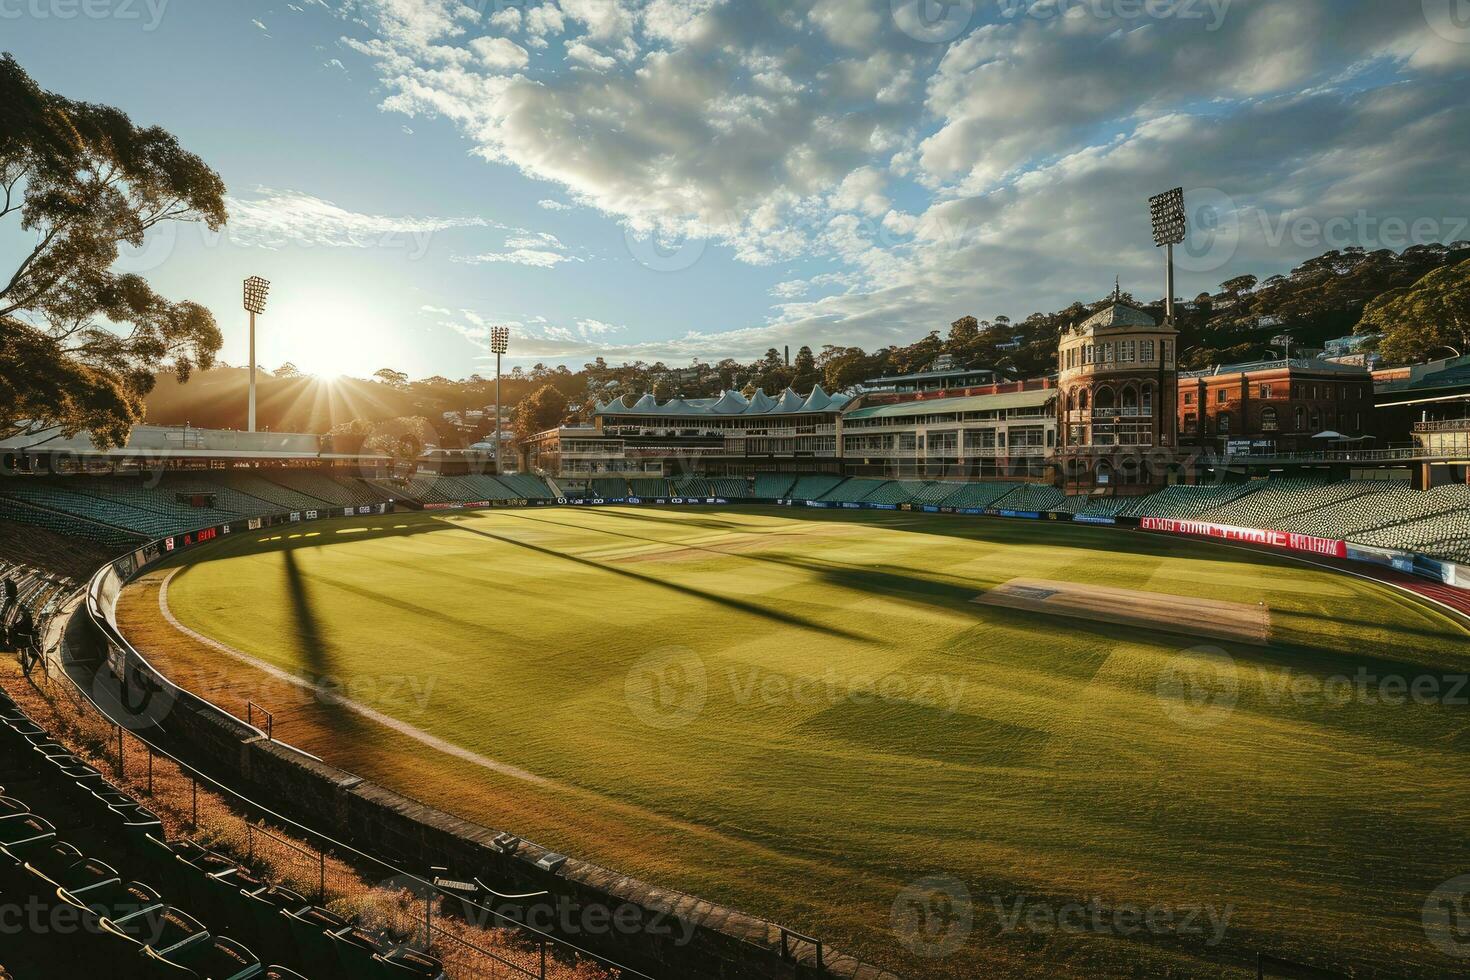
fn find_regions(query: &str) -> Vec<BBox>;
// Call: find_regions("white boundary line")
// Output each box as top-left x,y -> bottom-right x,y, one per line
157,568 -> 553,787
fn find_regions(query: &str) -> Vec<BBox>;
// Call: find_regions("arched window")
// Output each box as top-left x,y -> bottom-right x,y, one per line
1261,407 -> 1279,432
1120,386 -> 1138,412
1079,389 -> 1090,410
1094,386 -> 1116,410
1295,406 -> 1305,431
1067,389 -> 1079,411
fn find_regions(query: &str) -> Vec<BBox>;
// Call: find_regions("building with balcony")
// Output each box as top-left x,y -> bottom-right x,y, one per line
1056,298 -> 1179,491
522,387 -> 851,478
862,354 -> 1000,394
1376,354 -> 1470,486
1178,358 -> 1381,456
840,387 -> 1056,479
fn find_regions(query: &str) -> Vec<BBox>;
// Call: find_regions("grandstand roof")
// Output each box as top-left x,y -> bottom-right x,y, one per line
0,424 -> 386,460
595,385 -> 851,417
1074,302 -> 1163,334
1376,355 -> 1470,406
843,387 -> 1054,420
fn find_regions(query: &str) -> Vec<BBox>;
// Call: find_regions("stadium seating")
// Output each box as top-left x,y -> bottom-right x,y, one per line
752,474 -> 796,499
0,496 -> 143,552
708,478 -> 750,498
818,479 -> 886,503
629,478 -> 670,498
673,477 -> 713,497
264,471 -> 391,508
788,475 -> 844,500
860,482 -> 913,505
592,478 -> 629,499
1124,484 -> 1257,520
0,690 -> 450,980
994,484 -> 1068,512
496,473 -> 555,499
938,482 -> 1018,510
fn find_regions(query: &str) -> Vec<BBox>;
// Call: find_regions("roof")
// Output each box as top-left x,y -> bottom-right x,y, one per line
1073,303 -> 1160,334
596,385 -> 851,417
842,388 -> 1054,421
1179,357 -> 1372,379
864,366 -> 997,384
0,424 -> 352,457
1376,355 -> 1470,405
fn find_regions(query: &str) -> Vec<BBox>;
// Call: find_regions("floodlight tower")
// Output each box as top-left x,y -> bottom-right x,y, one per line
490,325 -> 510,472
1148,188 -> 1187,324
243,277 -> 271,432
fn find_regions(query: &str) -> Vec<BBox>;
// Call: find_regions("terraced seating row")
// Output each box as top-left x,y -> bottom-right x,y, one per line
672,478 -> 712,497
0,687 -> 448,980
859,482 -> 912,505
0,497 -> 143,552
818,479 -> 886,503
752,475 -> 796,499
994,484 -> 1067,513
591,478 -> 629,499
495,473 -> 555,500
1124,484 -> 1257,521
203,472 -> 337,513
629,478 -> 670,498
937,482 -> 1020,510
1273,483 -> 1422,538
708,478 -> 750,498
264,472 -> 390,509
789,475 -> 844,500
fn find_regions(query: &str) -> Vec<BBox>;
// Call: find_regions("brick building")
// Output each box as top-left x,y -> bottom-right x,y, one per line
1177,359 -> 1380,454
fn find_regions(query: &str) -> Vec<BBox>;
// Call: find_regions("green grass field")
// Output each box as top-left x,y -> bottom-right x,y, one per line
135,506 -> 1470,978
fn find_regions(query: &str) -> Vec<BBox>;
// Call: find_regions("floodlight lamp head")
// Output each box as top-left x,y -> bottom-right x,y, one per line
243,276 -> 271,315
1148,187 -> 1187,248
490,325 -> 510,355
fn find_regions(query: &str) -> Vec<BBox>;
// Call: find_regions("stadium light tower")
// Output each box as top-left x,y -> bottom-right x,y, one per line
243,276 -> 271,432
490,325 -> 510,472
1148,187 -> 1187,324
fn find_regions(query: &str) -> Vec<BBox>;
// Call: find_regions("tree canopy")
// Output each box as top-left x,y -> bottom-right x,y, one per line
1359,258 -> 1470,362
512,383 -> 569,445
0,53 -> 227,448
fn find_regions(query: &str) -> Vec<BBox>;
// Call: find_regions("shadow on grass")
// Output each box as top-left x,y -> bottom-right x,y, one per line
445,520 -> 877,644
279,548 -> 371,739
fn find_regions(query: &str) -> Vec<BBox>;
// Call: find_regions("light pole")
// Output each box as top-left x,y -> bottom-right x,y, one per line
1148,187 -> 1187,324
490,325 -> 510,472
243,277 -> 271,432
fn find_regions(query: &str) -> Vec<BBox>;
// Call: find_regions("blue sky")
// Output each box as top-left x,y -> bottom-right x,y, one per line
4,0 -> 1469,379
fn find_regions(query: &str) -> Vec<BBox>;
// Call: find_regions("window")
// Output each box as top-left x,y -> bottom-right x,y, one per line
1120,340 -> 1136,363
1184,412 -> 1198,434
1216,389 -> 1228,404
1121,386 -> 1138,411
1217,412 -> 1231,435
1183,391 -> 1194,406
1295,406 -> 1305,431
1259,383 -> 1273,398
1142,384 -> 1153,413
1310,410 -> 1321,430
1141,340 -> 1156,363
1101,342 -> 1114,363
1163,340 -> 1174,366
1094,386 -> 1116,410
1084,344 -> 1095,365
1261,407 -> 1279,431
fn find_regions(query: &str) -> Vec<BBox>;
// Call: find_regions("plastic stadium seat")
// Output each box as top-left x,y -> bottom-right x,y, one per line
238,883 -> 310,953
0,814 -> 55,850
100,904 -> 208,956
328,924 -> 387,975
15,839 -> 85,892
262,966 -> 310,980
282,905 -> 351,977
376,946 -> 448,979
145,933 -> 263,980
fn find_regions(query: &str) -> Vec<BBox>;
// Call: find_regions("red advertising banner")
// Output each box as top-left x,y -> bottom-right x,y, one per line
1140,517 -> 1347,558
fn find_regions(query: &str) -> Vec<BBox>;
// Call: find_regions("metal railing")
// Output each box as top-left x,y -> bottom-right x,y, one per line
1413,418 -> 1470,433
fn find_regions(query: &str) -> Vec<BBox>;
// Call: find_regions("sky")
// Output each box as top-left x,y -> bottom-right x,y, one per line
4,0 -> 1470,379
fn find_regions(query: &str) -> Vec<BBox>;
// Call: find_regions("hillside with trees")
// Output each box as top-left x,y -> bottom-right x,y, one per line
131,242 -> 1470,449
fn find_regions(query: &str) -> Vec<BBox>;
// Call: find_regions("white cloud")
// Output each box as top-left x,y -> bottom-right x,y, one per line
225,189 -> 488,249
470,35 -> 529,71
538,199 -> 573,211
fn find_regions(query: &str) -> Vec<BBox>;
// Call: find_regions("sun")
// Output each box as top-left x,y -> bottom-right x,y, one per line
263,289 -> 394,380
